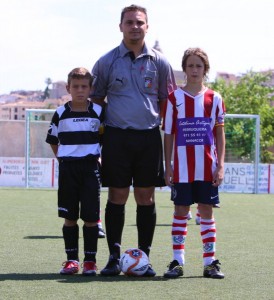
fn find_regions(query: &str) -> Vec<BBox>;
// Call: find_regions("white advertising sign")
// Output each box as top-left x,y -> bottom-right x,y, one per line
0,158 -> 273,193
219,163 -> 271,193
0,157 -> 58,188
0,158 -> 25,186
270,164 -> 274,194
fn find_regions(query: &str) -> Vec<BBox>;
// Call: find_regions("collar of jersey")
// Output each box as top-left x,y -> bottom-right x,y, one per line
119,41 -> 155,59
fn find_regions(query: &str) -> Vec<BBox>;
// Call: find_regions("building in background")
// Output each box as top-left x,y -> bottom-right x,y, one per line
0,43 -> 273,120
0,98 -> 67,120
49,81 -> 68,99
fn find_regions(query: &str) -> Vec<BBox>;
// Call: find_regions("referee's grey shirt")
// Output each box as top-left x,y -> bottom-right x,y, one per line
91,42 -> 176,130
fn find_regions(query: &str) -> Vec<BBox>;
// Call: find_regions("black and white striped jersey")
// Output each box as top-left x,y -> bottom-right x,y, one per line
46,101 -> 104,160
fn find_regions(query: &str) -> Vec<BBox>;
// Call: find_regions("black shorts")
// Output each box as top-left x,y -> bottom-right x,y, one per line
58,159 -> 101,222
171,181 -> 220,206
101,126 -> 165,188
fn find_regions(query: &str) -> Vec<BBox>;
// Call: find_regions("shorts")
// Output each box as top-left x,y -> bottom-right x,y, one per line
171,181 -> 220,206
58,159 -> 101,222
101,126 -> 165,188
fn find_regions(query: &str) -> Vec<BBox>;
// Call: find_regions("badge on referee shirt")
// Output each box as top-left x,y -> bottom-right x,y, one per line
145,77 -> 152,88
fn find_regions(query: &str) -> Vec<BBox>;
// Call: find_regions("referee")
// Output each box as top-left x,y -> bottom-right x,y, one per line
91,4 -> 175,277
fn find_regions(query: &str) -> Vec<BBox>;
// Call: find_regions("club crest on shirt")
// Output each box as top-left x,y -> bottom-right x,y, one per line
90,120 -> 99,131
144,77 -> 152,88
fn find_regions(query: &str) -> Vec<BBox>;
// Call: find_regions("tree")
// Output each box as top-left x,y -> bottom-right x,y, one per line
43,77 -> 52,100
209,71 -> 274,163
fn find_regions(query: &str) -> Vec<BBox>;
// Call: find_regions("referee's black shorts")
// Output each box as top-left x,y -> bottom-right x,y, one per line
101,126 -> 165,188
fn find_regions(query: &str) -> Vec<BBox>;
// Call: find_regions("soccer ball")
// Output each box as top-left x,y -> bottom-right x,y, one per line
119,248 -> 149,276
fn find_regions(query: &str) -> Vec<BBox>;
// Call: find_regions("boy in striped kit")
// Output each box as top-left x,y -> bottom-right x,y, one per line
46,68 -> 104,276
162,48 -> 225,279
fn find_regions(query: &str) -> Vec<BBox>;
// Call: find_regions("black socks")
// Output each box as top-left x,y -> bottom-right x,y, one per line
137,203 -> 156,257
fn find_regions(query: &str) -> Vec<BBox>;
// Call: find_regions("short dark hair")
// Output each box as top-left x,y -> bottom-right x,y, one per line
182,48 -> 210,76
67,67 -> 93,87
120,4 -> 148,23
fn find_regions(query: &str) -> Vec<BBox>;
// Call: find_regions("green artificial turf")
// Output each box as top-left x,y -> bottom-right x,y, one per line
0,188 -> 273,299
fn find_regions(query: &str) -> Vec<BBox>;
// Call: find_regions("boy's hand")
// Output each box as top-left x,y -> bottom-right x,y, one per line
165,166 -> 174,187
212,166 -> 224,187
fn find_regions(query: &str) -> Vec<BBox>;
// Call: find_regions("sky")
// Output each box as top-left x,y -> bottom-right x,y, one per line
0,0 -> 273,94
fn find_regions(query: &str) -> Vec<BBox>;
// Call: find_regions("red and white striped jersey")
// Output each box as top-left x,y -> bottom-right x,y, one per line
163,87 -> 225,183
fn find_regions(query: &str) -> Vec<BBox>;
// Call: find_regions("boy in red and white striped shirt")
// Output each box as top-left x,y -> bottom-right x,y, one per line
163,48 -> 225,279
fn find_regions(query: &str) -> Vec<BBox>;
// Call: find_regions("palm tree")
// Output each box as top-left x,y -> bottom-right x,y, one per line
43,78 -> 52,100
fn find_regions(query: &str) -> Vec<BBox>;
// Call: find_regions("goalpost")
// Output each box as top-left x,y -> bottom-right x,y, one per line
223,114 -> 260,193
24,109 -> 261,192
25,109 -> 56,188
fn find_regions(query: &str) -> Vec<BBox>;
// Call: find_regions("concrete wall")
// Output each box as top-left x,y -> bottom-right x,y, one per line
0,120 -> 54,158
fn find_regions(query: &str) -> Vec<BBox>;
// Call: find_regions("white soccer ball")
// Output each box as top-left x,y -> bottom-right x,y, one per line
119,248 -> 149,276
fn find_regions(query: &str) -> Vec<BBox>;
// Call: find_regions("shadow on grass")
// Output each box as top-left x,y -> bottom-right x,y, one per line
24,236 -> 62,239
0,273 -> 203,282
128,224 -> 198,227
155,223 -> 198,227
23,224 -> 199,240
